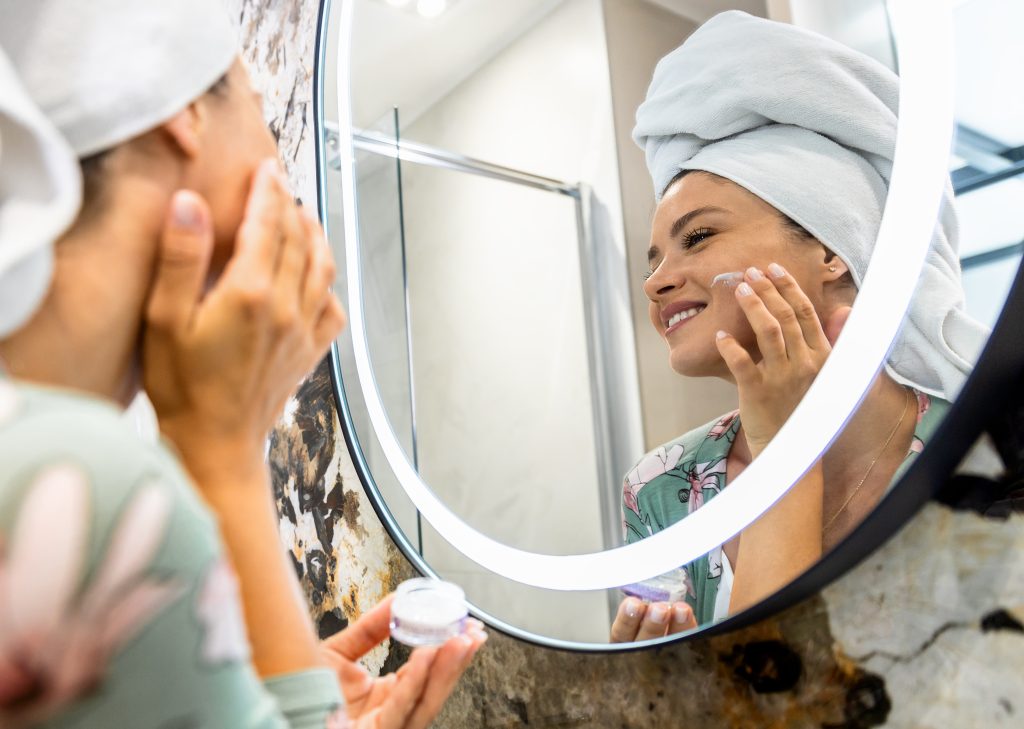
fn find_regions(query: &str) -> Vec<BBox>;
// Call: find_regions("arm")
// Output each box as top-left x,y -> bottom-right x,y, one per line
143,160 -> 345,678
715,264 -> 836,616
727,459 -> 823,615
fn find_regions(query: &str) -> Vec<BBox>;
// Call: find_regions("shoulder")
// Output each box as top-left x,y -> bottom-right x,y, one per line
0,378 -> 210,536
1,379 -> 188,482
622,410 -> 739,503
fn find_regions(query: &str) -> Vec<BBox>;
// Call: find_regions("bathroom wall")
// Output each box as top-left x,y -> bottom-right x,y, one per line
242,0 -> 1024,725
602,0 -> 741,450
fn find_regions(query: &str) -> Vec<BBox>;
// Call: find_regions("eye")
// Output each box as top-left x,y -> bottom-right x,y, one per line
642,271 -> 654,282
683,227 -> 714,249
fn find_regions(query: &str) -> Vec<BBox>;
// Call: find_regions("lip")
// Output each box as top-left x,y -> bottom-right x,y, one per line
660,299 -> 707,336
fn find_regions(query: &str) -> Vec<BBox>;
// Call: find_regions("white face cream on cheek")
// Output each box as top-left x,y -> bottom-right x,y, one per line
710,271 -> 744,289
390,578 -> 468,647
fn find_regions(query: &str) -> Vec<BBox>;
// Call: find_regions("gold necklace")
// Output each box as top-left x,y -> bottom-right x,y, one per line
823,387 -> 913,534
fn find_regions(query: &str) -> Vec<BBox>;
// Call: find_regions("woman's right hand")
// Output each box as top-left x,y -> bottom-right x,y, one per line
714,265 -> 835,458
321,595 -> 487,729
142,159 -> 346,482
609,597 -> 696,643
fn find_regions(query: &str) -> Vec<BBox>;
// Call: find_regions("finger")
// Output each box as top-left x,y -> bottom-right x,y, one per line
744,267 -> 807,359
667,601 -> 697,634
377,646 -> 439,729
274,195 -> 306,292
824,304 -> 852,348
735,278 -> 787,364
767,262 -> 830,351
633,601 -> 672,641
715,330 -> 759,385
610,597 -> 646,643
230,158 -> 286,284
322,594 -> 395,661
299,206 -> 336,319
404,633 -> 480,729
313,295 -> 347,353
146,190 -> 214,333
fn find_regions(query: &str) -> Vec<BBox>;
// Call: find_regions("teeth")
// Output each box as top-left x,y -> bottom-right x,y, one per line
667,306 -> 705,328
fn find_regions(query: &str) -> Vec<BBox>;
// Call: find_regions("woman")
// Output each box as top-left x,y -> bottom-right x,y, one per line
610,11 -> 987,643
0,1 -> 483,726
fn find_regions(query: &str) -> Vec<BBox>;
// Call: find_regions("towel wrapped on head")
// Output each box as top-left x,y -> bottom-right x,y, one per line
0,48 -> 80,338
633,10 -> 988,399
0,0 -> 239,338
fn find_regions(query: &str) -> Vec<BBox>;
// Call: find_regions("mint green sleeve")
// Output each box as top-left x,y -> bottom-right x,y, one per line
0,380 -> 344,728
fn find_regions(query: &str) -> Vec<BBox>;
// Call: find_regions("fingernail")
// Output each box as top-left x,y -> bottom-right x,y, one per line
171,191 -> 205,232
737,282 -> 753,296
648,603 -> 669,624
457,634 -> 474,650
465,618 -> 485,633
716,330 -> 729,340
673,604 -> 691,624
768,262 -> 786,279
623,598 -> 641,619
746,266 -> 764,281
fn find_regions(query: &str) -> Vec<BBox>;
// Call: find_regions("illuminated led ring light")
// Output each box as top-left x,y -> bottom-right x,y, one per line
335,1 -> 954,591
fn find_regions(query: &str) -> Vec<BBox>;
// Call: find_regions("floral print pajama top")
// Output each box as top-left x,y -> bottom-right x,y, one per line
0,375 -> 344,728
621,391 -> 948,627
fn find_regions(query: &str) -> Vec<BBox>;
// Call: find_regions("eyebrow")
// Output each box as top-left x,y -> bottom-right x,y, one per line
647,205 -> 730,263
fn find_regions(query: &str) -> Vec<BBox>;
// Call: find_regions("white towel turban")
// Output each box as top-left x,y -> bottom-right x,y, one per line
0,0 -> 238,338
633,11 -> 989,400
0,49 -> 81,338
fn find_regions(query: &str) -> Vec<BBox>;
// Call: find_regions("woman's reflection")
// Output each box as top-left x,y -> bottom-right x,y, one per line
611,11 -> 988,642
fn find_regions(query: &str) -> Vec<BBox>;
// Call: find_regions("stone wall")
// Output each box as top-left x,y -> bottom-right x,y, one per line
236,1 -> 1024,725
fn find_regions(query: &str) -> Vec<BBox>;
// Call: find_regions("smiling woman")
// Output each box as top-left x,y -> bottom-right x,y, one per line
611,9 -> 982,641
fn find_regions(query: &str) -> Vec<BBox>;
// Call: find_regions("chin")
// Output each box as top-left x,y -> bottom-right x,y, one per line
668,350 -> 722,378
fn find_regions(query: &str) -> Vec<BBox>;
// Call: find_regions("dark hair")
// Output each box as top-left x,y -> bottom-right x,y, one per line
77,71 -> 232,218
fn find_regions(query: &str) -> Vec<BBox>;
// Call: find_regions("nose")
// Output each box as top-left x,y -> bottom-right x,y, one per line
643,259 -> 686,302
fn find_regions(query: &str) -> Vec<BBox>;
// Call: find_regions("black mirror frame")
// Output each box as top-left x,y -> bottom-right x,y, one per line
311,0 -> 1024,652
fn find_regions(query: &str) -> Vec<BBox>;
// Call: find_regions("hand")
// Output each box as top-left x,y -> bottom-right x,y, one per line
321,595 -> 487,729
143,159 -> 346,480
715,264 -> 847,458
609,597 -> 696,643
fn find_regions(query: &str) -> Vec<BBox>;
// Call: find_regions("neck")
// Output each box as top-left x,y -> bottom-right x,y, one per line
820,372 -> 916,534
0,188 -> 167,406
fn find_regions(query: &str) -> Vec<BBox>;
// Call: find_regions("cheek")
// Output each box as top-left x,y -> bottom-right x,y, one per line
648,301 -> 661,331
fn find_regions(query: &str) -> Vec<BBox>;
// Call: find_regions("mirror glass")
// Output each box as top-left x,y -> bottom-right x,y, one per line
320,0 -> 1021,646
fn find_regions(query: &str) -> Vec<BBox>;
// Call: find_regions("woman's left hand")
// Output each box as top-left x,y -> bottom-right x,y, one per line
320,595 -> 487,729
715,264 -> 847,458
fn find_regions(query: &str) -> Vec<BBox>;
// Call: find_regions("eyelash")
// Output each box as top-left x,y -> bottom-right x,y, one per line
643,227 -> 716,281
683,227 -> 714,248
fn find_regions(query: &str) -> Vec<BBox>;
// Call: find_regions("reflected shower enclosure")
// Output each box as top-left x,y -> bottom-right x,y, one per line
326,112 -> 643,639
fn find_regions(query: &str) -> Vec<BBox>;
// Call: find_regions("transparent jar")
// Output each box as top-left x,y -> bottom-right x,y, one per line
389,578 -> 468,647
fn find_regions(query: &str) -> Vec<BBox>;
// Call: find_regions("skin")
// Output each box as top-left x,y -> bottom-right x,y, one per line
610,171 -> 918,643
0,59 -> 484,726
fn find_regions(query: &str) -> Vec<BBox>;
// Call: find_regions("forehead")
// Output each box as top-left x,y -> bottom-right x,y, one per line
651,172 -> 777,233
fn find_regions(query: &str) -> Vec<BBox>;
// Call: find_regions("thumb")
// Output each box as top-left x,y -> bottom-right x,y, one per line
146,190 -> 214,333
824,305 -> 852,348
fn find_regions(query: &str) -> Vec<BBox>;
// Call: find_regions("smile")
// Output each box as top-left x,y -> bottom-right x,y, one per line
664,305 -> 706,334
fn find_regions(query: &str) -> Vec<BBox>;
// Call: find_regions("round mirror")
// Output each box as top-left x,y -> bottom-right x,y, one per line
314,0 -> 1022,648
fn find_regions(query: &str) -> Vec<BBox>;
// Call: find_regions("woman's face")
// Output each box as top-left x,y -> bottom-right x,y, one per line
644,172 -> 831,380
184,59 -> 279,270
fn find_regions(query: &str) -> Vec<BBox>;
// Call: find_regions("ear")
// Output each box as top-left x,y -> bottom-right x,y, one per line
821,247 -> 850,282
160,102 -> 206,160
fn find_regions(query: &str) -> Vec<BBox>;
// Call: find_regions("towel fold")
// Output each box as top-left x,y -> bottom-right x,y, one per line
0,48 -> 81,337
